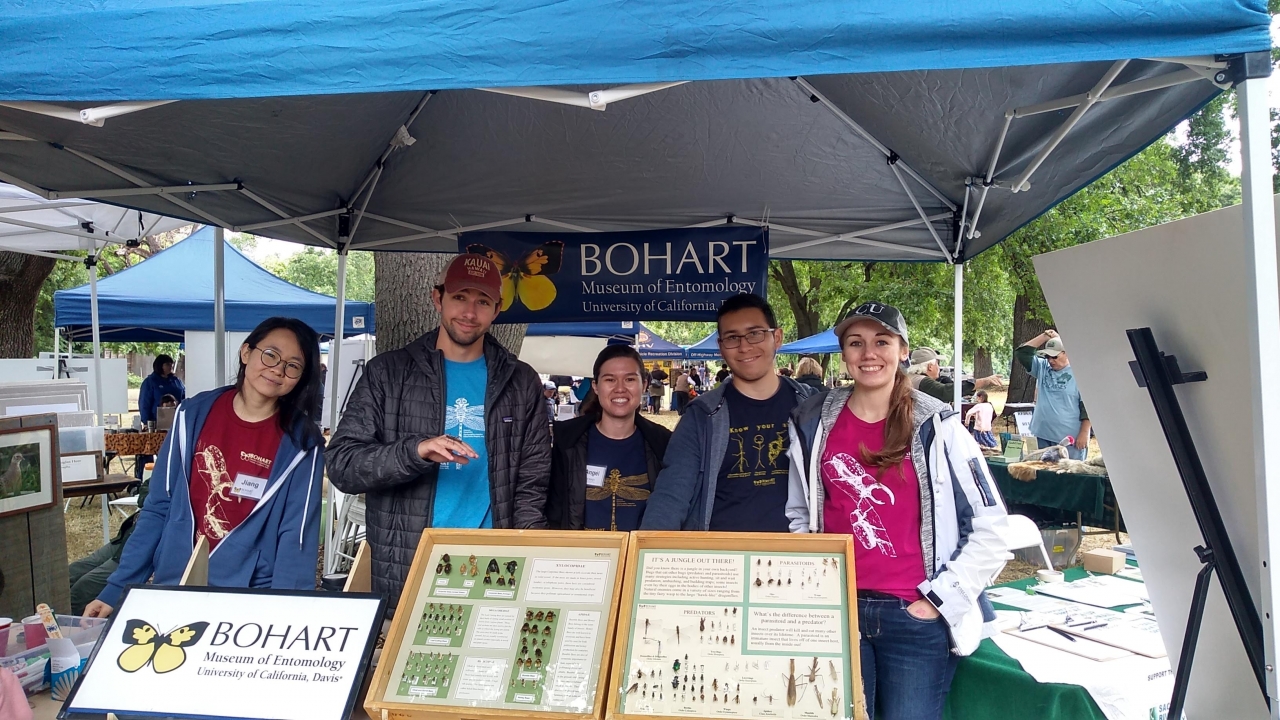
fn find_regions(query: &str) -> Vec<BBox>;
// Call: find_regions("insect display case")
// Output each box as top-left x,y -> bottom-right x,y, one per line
366,529 -> 630,720
607,532 -> 865,720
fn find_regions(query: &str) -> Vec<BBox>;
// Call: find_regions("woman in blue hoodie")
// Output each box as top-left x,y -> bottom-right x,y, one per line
86,317 -> 325,617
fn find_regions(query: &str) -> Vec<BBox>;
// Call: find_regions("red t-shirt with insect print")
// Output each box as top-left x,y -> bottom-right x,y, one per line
188,390 -> 284,550
820,406 -> 926,602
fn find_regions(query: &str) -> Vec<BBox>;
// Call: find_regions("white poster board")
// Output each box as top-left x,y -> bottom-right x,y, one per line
183,331 -> 251,396
518,336 -> 609,377
320,334 -> 374,430
1034,199 -> 1275,719
65,586 -> 385,720
0,358 -> 127,415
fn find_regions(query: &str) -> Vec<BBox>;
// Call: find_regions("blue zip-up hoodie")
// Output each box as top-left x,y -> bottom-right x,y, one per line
138,372 -> 186,425
98,387 -> 324,608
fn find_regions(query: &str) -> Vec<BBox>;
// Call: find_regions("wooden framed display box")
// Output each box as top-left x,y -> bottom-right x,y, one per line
606,532 -> 866,720
366,529 -> 631,720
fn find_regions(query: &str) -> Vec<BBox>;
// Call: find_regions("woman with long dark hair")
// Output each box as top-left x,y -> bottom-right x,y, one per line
85,317 -> 325,617
786,303 -> 1010,720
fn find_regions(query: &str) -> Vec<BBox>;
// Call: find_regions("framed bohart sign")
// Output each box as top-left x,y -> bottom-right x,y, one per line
607,532 -> 866,720
60,585 -> 386,720
365,529 -> 630,720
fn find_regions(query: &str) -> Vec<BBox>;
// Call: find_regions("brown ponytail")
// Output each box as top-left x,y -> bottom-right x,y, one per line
861,368 -> 915,470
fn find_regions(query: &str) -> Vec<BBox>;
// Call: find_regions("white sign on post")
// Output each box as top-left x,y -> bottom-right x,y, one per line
63,586 -> 385,720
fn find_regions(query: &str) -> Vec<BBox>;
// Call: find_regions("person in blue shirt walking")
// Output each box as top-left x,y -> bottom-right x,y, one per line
1014,329 -> 1091,460
134,354 -> 185,477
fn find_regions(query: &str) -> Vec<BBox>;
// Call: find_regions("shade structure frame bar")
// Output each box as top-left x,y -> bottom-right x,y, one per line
0,199 -> 96,214
347,91 -> 435,216
0,132 -> 35,141
350,216 -> 529,250
793,76 -> 957,212
58,145 -> 235,229
526,215 -> 601,232
1239,76 -> 1280,711
346,165 -> 384,245
1010,60 -> 1129,193
478,81 -> 687,111
0,168 -> 50,197
890,161 -> 953,263
1011,67 -> 1210,120
47,182 -> 240,200
238,186 -> 336,248
236,208 -> 346,232
0,100 -> 176,127
0,245 -> 81,262
0,214 -> 114,243
359,212 -> 437,234
771,212 -> 952,257
952,262 -> 963,412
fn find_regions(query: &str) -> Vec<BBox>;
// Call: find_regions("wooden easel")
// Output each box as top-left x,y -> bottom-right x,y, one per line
343,540 -> 371,593
179,536 -> 209,586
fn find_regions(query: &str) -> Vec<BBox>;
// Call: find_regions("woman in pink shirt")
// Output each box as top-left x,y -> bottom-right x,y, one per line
785,302 -> 1010,720
964,391 -> 998,448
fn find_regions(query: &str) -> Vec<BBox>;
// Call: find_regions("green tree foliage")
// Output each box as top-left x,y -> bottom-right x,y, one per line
263,248 -> 375,302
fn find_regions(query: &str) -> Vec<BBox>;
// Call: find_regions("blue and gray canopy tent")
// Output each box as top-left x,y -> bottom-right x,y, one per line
686,332 -> 722,360
637,325 -> 686,360
779,329 -> 840,356
1,1 -> 1276,669
54,226 -> 375,341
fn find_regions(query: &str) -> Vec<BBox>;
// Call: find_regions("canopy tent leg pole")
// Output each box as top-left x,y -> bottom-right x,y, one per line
325,246 -> 349,575
953,262 -> 963,412
1239,75 -> 1280,715
52,325 -> 58,379
87,251 -> 108,544
213,227 -> 226,386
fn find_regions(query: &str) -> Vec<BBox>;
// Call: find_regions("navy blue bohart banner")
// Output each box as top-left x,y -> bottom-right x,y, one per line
460,227 -> 768,323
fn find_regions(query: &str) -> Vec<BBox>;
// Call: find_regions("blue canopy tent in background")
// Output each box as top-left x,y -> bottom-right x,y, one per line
55,226 -> 375,341
637,324 -> 686,360
525,322 -> 637,344
686,332 -> 722,360
779,329 -> 839,355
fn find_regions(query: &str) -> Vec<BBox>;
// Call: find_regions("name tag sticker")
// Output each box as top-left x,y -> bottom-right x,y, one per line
230,473 -> 267,501
586,465 -> 606,488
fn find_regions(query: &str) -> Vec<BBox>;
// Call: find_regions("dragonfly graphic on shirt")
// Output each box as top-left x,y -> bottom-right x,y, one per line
443,398 -> 485,469
586,469 -> 650,531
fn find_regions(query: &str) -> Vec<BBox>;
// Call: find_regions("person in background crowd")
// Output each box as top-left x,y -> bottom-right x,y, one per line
547,345 -> 672,531
795,357 -> 825,392
688,366 -> 703,389
714,367 -> 730,387
136,353 -> 185,478
965,390 -> 998,448
672,367 -> 692,415
779,367 -> 793,378
786,301 -> 1010,720
543,381 -> 558,427
647,371 -> 666,413
325,254 -> 550,612
906,347 -> 1002,404
1015,329 -> 1090,459
85,317 -> 325,617
314,362 -> 328,421
69,473 -> 152,614
642,294 -> 818,531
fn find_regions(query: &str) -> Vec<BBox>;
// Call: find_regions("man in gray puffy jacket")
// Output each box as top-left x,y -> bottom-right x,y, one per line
326,254 -> 550,610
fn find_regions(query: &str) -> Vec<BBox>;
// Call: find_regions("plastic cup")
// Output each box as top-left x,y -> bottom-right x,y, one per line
21,615 -> 47,650
0,617 -> 11,651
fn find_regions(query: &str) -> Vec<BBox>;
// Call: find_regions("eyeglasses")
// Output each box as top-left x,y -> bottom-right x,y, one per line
253,346 -> 305,379
719,328 -> 776,349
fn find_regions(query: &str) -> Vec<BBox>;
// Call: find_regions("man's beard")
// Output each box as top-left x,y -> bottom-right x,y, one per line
443,320 -> 485,348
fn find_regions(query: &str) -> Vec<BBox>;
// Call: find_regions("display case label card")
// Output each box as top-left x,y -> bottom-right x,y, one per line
469,606 -> 519,650
454,656 -> 507,701
526,559 -> 611,605
746,607 -> 843,655
548,610 -> 601,710
639,552 -> 744,602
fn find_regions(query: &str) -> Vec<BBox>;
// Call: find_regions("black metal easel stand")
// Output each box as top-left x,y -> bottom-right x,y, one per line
1127,327 -> 1268,719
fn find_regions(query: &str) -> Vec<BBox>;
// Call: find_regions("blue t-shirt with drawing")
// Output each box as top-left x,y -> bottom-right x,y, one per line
432,357 -> 492,529
1029,355 -> 1083,444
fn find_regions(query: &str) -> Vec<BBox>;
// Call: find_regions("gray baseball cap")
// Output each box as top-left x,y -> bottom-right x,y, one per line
834,302 -> 909,344
1037,337 -> 1066,358
909,347 -> 944,366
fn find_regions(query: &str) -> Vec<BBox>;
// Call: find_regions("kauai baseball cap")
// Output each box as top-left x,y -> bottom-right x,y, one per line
441,253 -> 503,301
909,347 -> 944,366
833,302 -> 909,344
1037,337 -> 1066,358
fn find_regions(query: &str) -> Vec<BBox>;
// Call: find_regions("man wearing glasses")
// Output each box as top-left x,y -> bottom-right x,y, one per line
326,254 -> 550,613
641,293 -> 818,531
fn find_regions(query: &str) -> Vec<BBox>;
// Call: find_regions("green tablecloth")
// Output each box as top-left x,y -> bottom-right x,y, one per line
943,567 -> 1108,720
986,457 -> 1120,530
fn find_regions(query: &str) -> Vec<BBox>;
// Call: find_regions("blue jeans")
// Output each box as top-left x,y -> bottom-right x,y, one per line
858,594 -> 958,720
1036,437 -> 1086,460
972,430 -> 997,448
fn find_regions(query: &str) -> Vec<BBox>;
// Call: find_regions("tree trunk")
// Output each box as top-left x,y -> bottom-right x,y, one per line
973,346 -> 993,379
1006,292 -> 1048,403
0,252 -> 56,358
769,260 -> 820,339
374,252 -> 526,356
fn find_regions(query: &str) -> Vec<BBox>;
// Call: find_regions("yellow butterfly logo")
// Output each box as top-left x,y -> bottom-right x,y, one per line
116,620 -> 210,674
465,241 -> 564,312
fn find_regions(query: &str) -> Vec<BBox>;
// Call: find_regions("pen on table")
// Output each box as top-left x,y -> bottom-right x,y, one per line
1080,622 -> 1108,631
1047,626 -> 1077,642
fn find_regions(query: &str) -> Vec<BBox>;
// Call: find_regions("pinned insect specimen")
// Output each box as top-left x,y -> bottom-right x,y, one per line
483,575 -> 492,585
543,625 -> 552,636
732,607 -> 737,615
527,610 -> 534,621
487,558 -> 500,574
637,669 -> 645,680
671,676 -> 679,689
470,564 -> 478,576
444,562 -> 452,574
497,576 -> 506,586
830,689 -> 839,716
730,635 -> 735,645
755,577 -> 762,587
442,553 -> 452,564
531,624 -> 539,634
784,658 -> 799,706
545,611 -> 555,622
506,560 -> 518,574
627,682 -> 639,694
700,617 -> 705,632
645,618 -> 650,636
536,611 -> 545,621
829,660 -> 838,682
805,657 -> 820,685
676,626 -> 681,644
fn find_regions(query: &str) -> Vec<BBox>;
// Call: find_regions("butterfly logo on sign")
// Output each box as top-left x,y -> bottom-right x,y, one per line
465,241 -> 564,312
116,620 -> 211,673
